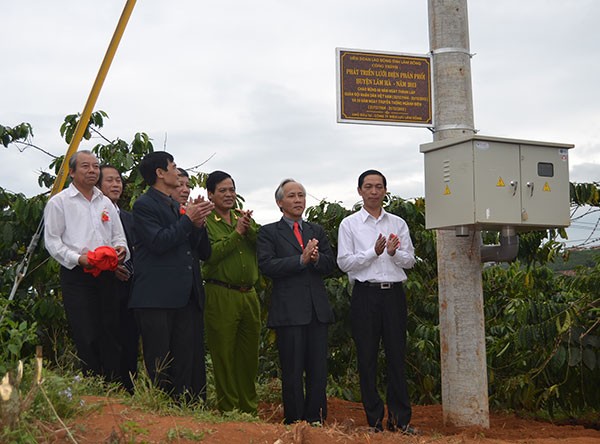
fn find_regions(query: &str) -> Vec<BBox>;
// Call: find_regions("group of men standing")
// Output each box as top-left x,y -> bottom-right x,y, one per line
44,149 -> 417,434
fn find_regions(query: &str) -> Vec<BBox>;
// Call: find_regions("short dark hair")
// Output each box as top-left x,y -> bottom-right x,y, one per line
139,151 -> 173,186
177,167 -> 189,178
358,169 -> 387,188
206,170 -> 234,193
98,164 -> 123,187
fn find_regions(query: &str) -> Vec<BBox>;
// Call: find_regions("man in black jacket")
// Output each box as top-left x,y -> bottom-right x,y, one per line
98,164 -> 139,393
130,151 -> 213,400
257,178 -> 335,424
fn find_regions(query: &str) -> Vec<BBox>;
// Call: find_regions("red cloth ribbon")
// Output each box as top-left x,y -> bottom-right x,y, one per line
83,246 -> 119,277
293,221 -> 304,249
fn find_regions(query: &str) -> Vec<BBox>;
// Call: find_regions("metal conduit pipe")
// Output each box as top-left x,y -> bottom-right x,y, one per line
480,226 -> 519,263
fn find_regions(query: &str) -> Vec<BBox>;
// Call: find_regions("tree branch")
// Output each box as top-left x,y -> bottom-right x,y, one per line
11,141 -> 58,159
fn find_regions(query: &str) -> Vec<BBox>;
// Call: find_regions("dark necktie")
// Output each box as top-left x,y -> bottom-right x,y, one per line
293,221 -> 304,249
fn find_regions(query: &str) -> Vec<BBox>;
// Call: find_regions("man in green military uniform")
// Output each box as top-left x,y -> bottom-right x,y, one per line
202,170 -> 261,413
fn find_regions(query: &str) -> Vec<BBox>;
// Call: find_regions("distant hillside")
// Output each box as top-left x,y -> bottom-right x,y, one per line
549,247 -> 600,271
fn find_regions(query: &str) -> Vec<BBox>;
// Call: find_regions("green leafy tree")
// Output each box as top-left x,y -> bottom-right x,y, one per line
2,116 -> 599,421
1,111 -> 159,372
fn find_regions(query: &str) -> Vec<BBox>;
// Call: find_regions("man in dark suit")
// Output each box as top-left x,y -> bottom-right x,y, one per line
98,164 -> 139,393
257,178 -> 335,424
130,151 -> 213,401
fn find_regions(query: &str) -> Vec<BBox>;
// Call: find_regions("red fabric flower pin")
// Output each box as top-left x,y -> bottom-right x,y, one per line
83,246 -> 119,277
179,206 -> 186,215
101,209 -> 110,222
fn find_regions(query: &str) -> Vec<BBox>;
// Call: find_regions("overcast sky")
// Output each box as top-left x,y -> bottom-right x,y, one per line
1,1 -> 599,245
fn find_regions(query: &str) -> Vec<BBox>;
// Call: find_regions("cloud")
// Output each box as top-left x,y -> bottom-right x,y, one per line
1,0 -> 598,240
571,163 -> 600,184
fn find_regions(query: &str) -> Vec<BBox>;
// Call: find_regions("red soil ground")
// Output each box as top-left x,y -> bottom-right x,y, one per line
47,396 -> 600,443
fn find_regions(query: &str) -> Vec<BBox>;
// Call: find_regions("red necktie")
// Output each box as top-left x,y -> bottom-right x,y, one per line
293,221 -> 304,249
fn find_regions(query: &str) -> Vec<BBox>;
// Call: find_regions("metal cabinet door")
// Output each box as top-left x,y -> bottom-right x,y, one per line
520,145 -> 570,227
473,140 -> 522,225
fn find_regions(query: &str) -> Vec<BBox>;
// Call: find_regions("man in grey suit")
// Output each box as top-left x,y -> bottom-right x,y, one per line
130,151 -> 213,401
257,178 -> 335,424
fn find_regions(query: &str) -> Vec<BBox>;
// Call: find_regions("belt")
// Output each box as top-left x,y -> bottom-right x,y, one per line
204,279 -> 254,293
354,280 -> 402,290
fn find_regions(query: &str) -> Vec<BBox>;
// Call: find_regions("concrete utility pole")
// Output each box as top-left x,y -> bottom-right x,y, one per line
428,0 -> 490,427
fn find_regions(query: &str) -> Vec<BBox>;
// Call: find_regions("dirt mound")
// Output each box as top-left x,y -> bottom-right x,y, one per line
47,396 -> 600,443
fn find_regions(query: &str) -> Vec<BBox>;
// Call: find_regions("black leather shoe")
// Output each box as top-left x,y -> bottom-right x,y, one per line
387,422 -> 419,434
369,421 -> 384,433
400,424 -> 419,435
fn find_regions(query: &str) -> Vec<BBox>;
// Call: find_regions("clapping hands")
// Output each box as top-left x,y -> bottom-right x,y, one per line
235,209 -> 254,236
301,238 -> 320,265
185,196 -> 215,227
374,233 -> 401,256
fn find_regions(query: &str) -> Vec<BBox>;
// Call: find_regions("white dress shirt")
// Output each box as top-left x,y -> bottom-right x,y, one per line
337,207 -> 415,283
44,183 -> 129,269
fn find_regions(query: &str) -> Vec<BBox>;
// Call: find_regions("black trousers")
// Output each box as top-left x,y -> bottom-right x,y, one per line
116,278 -> 139,393
350,282 -> 411,429
275,313 -> 328,424
60,266 -> 121,381
135,298 -> 206,401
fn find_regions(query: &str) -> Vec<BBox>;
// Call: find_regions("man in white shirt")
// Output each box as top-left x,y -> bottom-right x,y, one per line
44,150 -> 128,381
337,169 -> 417,434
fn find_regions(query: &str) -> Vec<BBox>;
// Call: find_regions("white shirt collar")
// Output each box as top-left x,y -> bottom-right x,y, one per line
66,183 -> 104,201
359,206 -> 386,223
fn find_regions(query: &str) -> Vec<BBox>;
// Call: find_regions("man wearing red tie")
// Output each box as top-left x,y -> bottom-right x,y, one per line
257,179 -> 335,425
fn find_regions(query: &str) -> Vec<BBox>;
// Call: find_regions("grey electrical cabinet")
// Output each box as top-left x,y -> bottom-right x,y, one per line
420,135 -> 574,231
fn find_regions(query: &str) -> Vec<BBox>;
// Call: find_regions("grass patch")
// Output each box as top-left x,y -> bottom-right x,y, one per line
0,362 -> 120,443
166,426 -> 213,441
1,355 -> 270,443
